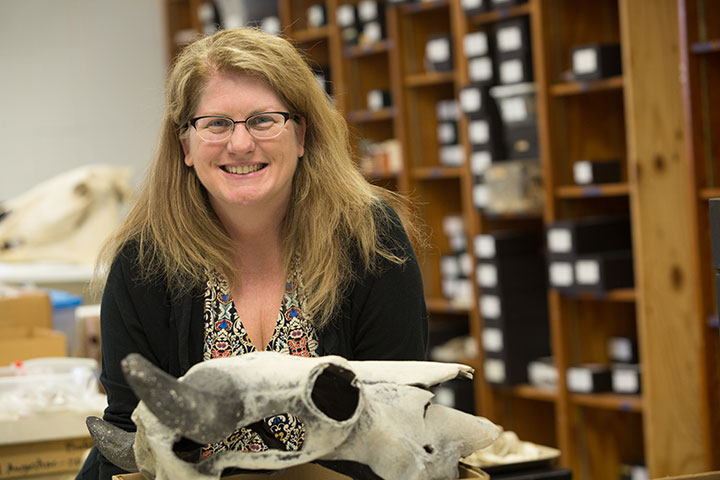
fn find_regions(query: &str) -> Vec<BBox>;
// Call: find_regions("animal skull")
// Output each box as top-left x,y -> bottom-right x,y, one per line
0,164 -> 133,264
88,352 -> 499,480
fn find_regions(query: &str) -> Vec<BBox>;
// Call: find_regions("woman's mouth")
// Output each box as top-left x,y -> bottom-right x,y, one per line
221,164 -> 267,175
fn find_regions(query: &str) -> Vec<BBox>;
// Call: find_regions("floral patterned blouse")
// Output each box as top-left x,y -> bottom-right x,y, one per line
200,267 -> 319,459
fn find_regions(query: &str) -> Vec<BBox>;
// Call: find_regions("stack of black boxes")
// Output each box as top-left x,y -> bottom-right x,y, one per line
437,99 -> 464,167
475,230 -> 550,385
441,215 -> 473,309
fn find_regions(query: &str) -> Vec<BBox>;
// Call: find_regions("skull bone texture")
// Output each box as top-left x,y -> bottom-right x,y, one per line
0,164 -> 133,264
88,351 -> 500,480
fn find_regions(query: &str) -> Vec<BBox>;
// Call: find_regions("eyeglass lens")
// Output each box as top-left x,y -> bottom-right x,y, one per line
194,112 -> 288,142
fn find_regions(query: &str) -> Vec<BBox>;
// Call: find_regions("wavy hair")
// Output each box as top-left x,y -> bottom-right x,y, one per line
97,27 -> 423,327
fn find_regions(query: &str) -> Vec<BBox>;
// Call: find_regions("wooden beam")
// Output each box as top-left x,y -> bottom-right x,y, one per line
619,0 -> 710,474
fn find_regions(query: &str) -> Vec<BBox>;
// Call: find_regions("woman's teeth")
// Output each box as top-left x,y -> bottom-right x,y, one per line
222,164 -> 265,175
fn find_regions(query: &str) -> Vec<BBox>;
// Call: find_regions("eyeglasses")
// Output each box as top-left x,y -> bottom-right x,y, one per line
188,111 -> 296,142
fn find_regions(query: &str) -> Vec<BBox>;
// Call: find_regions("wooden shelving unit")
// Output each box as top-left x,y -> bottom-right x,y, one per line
678,0 -> 720,472
167,0 -> 720,477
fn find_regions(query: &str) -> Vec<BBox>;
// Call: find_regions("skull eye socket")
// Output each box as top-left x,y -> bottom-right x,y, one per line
311,364 -> 359,421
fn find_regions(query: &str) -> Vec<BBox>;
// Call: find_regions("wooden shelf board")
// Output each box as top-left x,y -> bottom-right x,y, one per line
550,76 -> 624,96
699,188 -> 720,200
363,170 -> 401,181
426,296 -> 471,315
468,3 -> 531,25
570,392 -> 643,412
556,288 -> 637,302
507,384 -> 559,402
347,107 -> 396,123
343,39 -> 392,58
401,0 -> 449,14
405,71 -> 456,88
412,166 -> 464,179
555,183 -> 630,198
691,39 -> 720,54
291,25 -> 330,43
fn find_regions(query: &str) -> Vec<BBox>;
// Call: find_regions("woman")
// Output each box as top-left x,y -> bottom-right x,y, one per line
77,27 -> 427,479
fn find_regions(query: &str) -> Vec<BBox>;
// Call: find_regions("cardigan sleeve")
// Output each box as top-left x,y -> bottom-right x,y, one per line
348,206 -> 429,361
77,244 -> 175,480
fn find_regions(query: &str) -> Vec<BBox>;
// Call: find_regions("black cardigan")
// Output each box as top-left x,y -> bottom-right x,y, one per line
76,210 -> 428,479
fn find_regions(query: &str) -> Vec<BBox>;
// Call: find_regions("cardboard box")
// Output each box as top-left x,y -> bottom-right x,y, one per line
0,287 -> 52,330
0,437 -> 93,479
0,327 -> 66,365
113,463 -> 488,479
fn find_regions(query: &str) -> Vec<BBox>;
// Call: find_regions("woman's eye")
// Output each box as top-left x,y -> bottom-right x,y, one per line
206,118 -> 231,129
249,115 -> 276,129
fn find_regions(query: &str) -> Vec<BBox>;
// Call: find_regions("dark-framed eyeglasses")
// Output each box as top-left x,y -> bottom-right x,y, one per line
188,111 -> 297,142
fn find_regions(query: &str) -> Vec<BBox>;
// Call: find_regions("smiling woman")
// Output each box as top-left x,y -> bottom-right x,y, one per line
76,27 -> 428,480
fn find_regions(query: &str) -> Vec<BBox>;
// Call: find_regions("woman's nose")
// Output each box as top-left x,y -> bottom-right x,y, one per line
226,124 -> 255,153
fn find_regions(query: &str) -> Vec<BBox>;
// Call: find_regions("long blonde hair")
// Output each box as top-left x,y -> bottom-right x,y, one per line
98,27 -> 422,327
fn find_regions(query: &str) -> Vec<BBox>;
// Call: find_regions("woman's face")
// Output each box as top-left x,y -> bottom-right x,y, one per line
181,72 -> 305,220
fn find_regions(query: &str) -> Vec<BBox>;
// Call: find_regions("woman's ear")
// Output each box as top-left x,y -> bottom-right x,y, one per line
180,136 -> 193,167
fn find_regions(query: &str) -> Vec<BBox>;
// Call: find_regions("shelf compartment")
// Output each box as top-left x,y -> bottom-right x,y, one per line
412,166 -> 463,180
343,39 -> 393,58
691,39 -> 720,54
347,107 -> 396,123
699,188 -> 720,200
555,183 -> 630,198
558,288 -> 636,303
468,3 -> 531,26
571,392 -> 642,412
291,25 -> 331,43
405,71 -> 455,87
426,296 -> 471,315
550,76 -> 624,96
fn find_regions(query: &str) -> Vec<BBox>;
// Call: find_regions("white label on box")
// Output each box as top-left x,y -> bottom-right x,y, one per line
471,150 -> 492,175
469,119 -> 489,144
436,99 -> 460,120
573,160 -> 593,184
469,56 -> 493,82
612,367 -> 639,393
475,234 -> 496,258
442,215 -> 464,236
478,263 -> 498,288
497,25 -> 522,53
482,327 -> 503,352
609,337 -> 633,362
473,183 -> 489,208
484,358 -> 506,383
464,31 -> 489,58
460,88 -> 482,113
363,21 -> 382,43
480,294 -> 501,318
440,256 -> 460,278
462,0 -> 484,9
575,259 -> 600,285
337,4 -> 356,27
528,361 -> 558,387
450,234 -> 467,252
367,90 -> 383,111
459,252 -> 473,277
549,261 -> 574,287
437,123 -> 456,144
499,96 -> 528,123
308,5 -> 325,27
433,386 -> 455,407
573,48 -> 598,75
358,1 -> 378,22
427,38 -> 450,62
454,279 -> 474,307
439,145 -> 464,166
631,466 -> 649,480
547,228 -> 572,253
499,58 -> 524,84
442,278 -> 457,298
567,367 -> 593,393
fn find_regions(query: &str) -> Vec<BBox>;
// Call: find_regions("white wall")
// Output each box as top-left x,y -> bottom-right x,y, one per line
0,0 -> 167,200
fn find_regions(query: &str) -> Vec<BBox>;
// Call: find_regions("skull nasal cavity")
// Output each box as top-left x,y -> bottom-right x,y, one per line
311,365 -> 359,421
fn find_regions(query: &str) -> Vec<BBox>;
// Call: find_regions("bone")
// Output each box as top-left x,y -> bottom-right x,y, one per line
121,353 -> 245,444
86,416 -> 139,473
